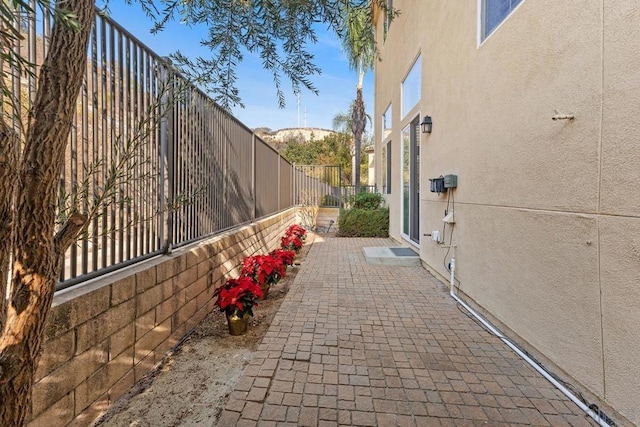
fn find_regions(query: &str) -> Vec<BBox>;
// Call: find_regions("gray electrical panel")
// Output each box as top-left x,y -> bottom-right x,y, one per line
444,174 -> 458,188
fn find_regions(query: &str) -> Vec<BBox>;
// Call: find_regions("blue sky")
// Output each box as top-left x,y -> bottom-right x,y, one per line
107,3 -> 374,132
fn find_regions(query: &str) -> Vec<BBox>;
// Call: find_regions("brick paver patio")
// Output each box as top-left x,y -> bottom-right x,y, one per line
217,237 -> 596,426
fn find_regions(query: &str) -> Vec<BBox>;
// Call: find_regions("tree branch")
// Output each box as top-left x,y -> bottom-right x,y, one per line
54,213 -> 88,256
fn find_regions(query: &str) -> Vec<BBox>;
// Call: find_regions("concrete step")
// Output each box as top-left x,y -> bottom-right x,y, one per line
362,246 -> 421,266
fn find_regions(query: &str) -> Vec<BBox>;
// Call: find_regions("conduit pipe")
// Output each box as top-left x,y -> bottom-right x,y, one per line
442,245 -> 611,427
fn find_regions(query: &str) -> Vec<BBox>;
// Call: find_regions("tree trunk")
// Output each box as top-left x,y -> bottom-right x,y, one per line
0,120 -> 19,332
0,1 -> 94,425
351,87 -> 365,193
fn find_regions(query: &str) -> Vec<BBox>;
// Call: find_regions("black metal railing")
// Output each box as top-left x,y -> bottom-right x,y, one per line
293,165 -> 377,209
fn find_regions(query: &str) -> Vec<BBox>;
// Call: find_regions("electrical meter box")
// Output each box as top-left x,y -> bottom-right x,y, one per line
444,174 -> 458,189
429,177 -> 445,193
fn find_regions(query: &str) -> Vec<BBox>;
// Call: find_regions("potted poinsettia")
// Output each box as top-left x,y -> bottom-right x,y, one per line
281,234 -> 304,252
270,248 -> 295,267
281,225 -> 306,265
240,253 -> 288,298
213,276 -> 264,335
286,224 -> 307,241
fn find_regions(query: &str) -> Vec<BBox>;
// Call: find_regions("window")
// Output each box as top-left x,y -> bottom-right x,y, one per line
382,104 -> 392,141
381,141 -> 392,194
401,55 -> 421,119
382,104 -> 392,194
385,141 -> 392,194
480,0 -> 524,42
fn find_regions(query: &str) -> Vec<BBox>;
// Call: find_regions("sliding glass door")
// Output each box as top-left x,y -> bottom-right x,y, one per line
402,116 -> 420,244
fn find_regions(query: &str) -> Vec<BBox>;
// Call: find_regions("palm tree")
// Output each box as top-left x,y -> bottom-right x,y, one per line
340,3 -> 375,192
332,111 -> 352,134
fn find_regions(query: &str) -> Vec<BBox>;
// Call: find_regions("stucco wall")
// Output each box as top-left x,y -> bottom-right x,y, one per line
374,1 -> 640,424
28,210 -> 295,426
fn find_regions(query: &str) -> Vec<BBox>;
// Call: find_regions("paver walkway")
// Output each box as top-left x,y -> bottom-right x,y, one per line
217,237 -> 596,426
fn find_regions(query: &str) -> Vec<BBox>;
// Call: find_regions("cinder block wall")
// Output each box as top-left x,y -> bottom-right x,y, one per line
295,206 -> 339,232
28,210 -> 295,427
316,207 -> 339,232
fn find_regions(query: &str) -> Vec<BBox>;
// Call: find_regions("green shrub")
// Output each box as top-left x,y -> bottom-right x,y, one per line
337,208 -> 389,237
347,192 -> 384,210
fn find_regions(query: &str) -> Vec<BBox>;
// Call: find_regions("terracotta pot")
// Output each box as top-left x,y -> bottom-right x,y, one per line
260,282 -> 270,298
226,313 -> 249,335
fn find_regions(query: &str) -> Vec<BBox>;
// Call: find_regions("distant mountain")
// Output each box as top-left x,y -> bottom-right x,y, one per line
255,127 -> 337,143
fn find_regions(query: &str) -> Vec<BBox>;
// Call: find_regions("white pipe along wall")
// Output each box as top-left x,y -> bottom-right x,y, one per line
442,245 -> 611,427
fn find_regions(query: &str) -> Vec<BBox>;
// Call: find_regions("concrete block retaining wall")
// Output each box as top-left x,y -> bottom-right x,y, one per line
295,206 -> 339,232
28,209 -> 295,426
316,207 -> 339,232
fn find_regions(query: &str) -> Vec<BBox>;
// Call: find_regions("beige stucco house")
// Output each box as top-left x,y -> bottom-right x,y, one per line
373,1 -> 640,425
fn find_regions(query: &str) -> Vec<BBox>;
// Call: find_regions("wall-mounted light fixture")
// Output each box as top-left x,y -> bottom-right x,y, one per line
421,115 -> 433,133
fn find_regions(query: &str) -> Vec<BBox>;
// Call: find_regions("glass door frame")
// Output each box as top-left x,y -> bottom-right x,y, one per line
401,114 -> 421,246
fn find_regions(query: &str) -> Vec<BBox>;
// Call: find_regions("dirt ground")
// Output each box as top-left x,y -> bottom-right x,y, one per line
93,236 -> 315,427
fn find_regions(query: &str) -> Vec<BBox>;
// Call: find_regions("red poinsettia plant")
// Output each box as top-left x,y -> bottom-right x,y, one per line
213,276 -> 264,317
286,224 -> 307,241
270,248 -> 295,267
281,234 -> 303,252
241,254 -> 287,286
281,224 -> 307,252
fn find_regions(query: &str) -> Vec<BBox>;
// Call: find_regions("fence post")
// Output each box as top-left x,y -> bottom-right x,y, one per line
252,131 -> 256,221
278,154 -> 281,211
158,59 -> 174,254
293,163 -> 297,206
339,164 -> 344,209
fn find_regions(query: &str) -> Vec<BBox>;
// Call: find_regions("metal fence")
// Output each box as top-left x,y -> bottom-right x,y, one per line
293,165 -> 377,208
340,185 -> 377,207
1,6 -> 294,289
293,165 -> 342,207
